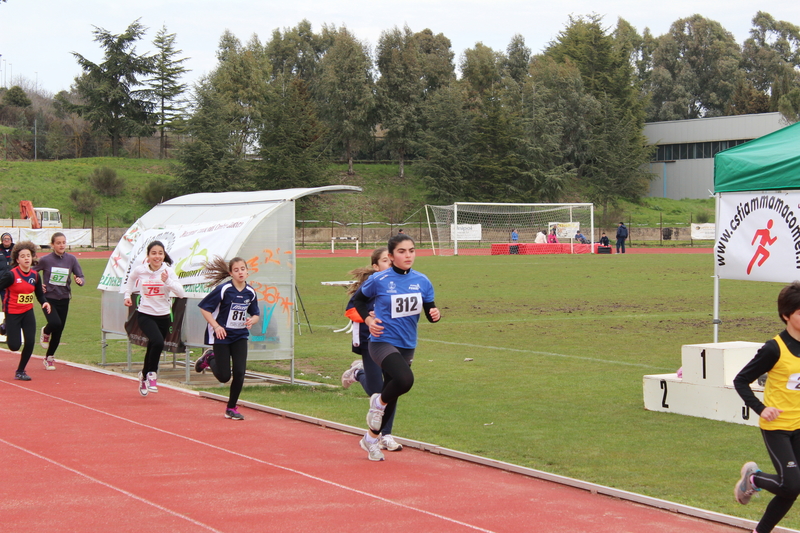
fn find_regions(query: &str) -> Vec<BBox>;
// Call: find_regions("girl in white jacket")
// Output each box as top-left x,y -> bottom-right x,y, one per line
123,240 -> 185,396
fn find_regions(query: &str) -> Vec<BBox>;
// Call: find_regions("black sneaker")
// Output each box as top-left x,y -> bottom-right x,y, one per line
225,407 -> 245,420
195,349 -> 214,373
0,321 -> 6,336
14,371 -> 31,381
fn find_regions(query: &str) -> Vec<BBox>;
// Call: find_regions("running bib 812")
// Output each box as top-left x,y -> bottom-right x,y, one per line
391,292 -> 422,319
49,267 -> 70,287
226,303 -> 248,329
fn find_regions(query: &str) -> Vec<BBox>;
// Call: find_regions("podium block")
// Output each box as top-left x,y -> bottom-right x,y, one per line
680,341 -> 761,387
643,341 -> 764,426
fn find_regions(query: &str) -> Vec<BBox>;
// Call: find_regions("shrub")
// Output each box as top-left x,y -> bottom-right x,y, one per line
88,166 -> 125,197
69,188 -> 99,214
142,178 -> 177,206
695,211 -> 710,223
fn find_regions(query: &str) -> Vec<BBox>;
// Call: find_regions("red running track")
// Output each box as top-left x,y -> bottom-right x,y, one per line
0,351 -> 751,533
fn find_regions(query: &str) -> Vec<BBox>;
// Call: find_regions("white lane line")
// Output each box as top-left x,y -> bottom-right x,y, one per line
418,338 -> 673,370
0,436 -> 225,533
1,381 -> 496,533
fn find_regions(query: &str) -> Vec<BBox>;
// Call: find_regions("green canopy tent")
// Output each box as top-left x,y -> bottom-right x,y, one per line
712,120 -> 800,340
715,120 -> 800,193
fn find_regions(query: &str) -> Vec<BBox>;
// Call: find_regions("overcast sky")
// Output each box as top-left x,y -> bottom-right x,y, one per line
1,0 -> 799,96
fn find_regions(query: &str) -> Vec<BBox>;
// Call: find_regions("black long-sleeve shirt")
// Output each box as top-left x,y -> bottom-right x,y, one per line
733,329 -> 800,416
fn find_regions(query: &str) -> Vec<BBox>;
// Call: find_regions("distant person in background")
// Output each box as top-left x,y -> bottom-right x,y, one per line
547,229 -> 559,244
534,230 -> 547,244
599,233 -> 610,247
397,229 -> 404,235
616,222 -> 628,253
0,232 -> 14,336
511,229 -> 518,243
574,230 -> 588,244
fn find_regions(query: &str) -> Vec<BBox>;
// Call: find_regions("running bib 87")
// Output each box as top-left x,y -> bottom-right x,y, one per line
226,303 -> 248,329
391,292 -> 422,319
17,293 -> 34,304
50,267 -> 70,287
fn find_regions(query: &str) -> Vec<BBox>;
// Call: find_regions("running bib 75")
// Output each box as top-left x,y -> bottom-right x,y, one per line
50,267 -> 70,287
226,303 -> 248,329
391,292 -> 422,319
142,281 -> 164,297
17,293 -> 34,304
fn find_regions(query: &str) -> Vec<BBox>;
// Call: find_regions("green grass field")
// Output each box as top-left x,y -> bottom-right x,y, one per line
25,253 -> 792,527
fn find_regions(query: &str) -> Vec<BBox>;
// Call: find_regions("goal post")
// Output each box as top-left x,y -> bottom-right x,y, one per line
426,202 -> 595,256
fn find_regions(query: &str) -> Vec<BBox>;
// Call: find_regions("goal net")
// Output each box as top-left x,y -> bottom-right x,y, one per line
426,202 -> 595,256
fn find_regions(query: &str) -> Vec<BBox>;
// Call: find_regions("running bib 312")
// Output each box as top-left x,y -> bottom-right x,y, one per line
50,267 -> 70,287
391,293 -> 422,319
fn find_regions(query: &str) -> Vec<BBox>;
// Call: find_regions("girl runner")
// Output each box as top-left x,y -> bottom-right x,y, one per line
123,240 -> 185,396
734,281 -> 800,533
351,235 -> 440,461
194,257 -> 260,420
341,247 -> 403,452
34,232 -> 85,370
0,241 -> 52,381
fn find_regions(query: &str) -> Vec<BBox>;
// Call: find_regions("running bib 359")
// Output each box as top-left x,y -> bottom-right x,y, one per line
49,267 -> 70,287
391,293 -> 421,319
17,293 -> 34,304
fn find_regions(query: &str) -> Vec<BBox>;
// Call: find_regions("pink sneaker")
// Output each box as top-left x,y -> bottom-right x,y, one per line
146,372 -> 158,392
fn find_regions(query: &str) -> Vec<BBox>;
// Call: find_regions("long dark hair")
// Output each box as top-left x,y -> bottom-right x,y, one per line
147,240 -> 173,265
387,234 -> 414,254
203,256 -> 247,288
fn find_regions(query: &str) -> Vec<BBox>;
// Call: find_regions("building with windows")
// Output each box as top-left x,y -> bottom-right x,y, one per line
644,112 -> 787,199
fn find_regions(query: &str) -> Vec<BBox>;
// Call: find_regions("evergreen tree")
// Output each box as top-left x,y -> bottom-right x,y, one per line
742,11 -> 800,112
316,27 -> 376,175
376,26 -> 424,178
149,25 -> 190,159
69,19 -> 155,156
256,78 -> 329,190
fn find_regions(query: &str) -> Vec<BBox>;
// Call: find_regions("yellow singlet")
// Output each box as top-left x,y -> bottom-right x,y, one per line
761,335 -> 800,431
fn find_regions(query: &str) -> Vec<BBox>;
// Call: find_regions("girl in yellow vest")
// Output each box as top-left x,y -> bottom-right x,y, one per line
734,281 -> 800,533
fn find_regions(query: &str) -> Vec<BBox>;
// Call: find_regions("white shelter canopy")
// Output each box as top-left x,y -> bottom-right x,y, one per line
98,186 -> 361,367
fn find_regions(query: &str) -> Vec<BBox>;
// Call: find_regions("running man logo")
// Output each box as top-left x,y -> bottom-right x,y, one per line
747,220 -> 777,275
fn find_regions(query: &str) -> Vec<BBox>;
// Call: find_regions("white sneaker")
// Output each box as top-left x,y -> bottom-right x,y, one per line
43,356 -> 56,371
379,434 -> 403,451
138,372 -> 148,397
366,393 -> 385,432
734,461 -> 760,505
146,372 -> 158,393
341,360 -> 363,389
40,326 -> 51,349
360,435 -> 385,461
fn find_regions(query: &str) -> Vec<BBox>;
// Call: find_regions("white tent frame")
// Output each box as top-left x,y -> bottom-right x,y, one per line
99,186 -> 361,384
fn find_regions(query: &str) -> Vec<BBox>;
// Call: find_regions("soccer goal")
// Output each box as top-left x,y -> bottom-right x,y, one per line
426,202 -> 595,256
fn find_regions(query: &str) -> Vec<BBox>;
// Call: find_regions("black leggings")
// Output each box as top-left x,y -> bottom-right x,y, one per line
209,339 -> 248,409
378,352 -> 415,434
43,299 -> 69,357
137,313 -> 171,377
6,309 -> 36,372
754,429 -> 800,533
